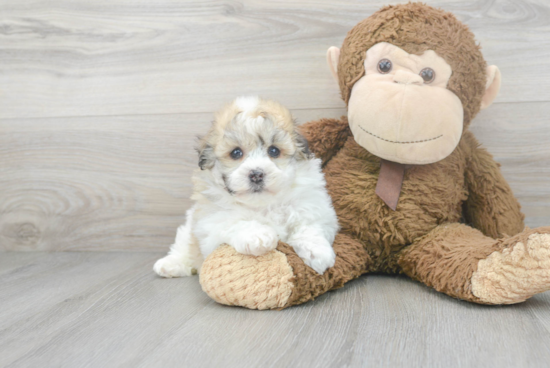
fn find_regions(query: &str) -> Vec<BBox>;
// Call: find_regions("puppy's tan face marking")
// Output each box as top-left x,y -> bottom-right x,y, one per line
198,97 -> 309,203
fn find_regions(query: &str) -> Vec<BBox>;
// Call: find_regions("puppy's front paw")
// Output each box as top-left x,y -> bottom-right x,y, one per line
154,255 -> 195,278
231,225 -> 279,256
290,238 -> 336,274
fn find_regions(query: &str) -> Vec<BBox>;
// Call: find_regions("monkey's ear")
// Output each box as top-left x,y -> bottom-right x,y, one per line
326,46 -> 340,83
197,144 -> 215,170
480,65 -> 501,110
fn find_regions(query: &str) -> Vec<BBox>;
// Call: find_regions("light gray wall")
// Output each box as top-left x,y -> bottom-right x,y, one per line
1,0 -> 549,251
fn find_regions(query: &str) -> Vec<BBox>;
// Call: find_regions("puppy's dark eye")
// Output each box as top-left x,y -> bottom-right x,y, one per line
267,146 -> 280,158
230,148 -> 243,160
377,59 -> 392,74
420,68 -> 435,83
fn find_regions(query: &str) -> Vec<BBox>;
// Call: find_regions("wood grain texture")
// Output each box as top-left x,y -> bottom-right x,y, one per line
1,252 -> 550,368
0,0 -> 549,119
1,103 -> 549,251
0,0 -> 549,251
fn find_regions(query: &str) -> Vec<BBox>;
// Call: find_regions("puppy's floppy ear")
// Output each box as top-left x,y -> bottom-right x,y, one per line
197,138 -> 215,170
293,130 -> 312,160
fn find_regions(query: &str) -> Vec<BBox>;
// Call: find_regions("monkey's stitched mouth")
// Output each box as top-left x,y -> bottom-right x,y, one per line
359,126 -> 442,144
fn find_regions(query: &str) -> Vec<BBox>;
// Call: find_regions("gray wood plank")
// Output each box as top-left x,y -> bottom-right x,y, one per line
0,252 -> 44,275
349,277 -> 550,368
0,113 -> 200,251
1,252 -> 550,368
1,103 -> 548,251
0,0 -> 548,119
0,252 -> 212,368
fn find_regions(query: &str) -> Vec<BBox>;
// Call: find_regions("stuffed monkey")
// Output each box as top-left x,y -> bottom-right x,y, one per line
199,3 -> 550,309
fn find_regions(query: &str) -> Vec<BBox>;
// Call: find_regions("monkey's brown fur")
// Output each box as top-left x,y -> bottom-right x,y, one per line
338,3 -> 486,126
199,3 -> 550,308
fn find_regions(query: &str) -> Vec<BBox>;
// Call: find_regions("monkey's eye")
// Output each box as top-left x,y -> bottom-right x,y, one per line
267,146 -> 280,158
230,148 -> 243,160
377,59 -> 392,74
420,68 -> 436,83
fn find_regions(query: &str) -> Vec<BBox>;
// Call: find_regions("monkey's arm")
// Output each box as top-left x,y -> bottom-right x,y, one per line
299,116 -> 351,166
463,132 -> 525,238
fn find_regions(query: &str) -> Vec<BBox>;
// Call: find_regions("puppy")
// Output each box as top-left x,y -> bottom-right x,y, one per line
154,96 -> 338,277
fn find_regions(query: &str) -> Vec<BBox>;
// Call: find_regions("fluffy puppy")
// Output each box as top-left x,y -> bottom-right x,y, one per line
154,96 -> 338,276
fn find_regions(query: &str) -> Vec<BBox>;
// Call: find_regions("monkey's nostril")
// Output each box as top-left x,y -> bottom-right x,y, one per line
249,170 -> 264,184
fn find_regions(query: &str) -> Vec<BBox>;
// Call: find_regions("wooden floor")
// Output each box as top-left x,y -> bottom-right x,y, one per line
2,252 -> 550,368
2,0 -> 550,367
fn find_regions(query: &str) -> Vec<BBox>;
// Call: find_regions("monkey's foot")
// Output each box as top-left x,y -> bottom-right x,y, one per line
199,244 -> 294,310
200,235 -> 371,309
472,233 -> 550,304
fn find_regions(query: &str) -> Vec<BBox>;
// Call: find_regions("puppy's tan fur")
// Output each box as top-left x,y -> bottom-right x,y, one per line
197,99 -> 308,172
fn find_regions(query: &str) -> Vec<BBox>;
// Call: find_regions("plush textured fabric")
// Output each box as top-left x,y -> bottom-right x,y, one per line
299,117 -> 351,166
200,244 -> 294,310
281,233 -> 372,307
346,42 -> 464,165
199,235 -> 372,310
399,225 -> 550,303
471,229 -> 550,304
481,65 -> 501,110
320,121 -> 469,269
337,2 -> 486,127
398,223 -> 505,303
462,132 -> 525,238
198,3 -> 550,309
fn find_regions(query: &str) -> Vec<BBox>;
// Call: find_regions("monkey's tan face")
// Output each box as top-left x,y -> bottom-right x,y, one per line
347,42 -> 464,165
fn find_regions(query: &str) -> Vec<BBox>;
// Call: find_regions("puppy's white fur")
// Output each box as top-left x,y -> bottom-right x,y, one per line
154,96 -> 339,276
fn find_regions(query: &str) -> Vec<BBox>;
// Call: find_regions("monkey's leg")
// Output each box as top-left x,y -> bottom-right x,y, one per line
398,223 -> 550,304
199,233 -> 372,310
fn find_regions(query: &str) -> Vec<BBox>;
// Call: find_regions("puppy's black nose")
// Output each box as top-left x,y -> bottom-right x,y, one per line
249,170 -> 264,184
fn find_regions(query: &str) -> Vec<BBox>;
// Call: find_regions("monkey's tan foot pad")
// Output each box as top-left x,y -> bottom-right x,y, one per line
472,233 -> 550,304
199,244 -> 294,310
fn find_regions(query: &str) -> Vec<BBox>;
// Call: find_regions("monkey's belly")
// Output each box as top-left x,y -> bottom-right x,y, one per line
323,141 -> 467,259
